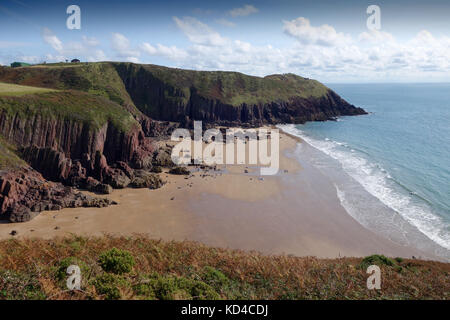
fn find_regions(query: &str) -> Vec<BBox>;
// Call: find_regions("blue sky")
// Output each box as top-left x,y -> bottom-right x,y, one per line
1,0 -> 450,82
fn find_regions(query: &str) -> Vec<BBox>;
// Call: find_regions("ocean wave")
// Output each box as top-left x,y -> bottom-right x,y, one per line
279,124 -> 450,250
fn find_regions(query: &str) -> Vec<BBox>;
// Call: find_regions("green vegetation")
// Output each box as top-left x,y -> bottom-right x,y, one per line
135,63 -> 328,105
98,248 -> 135,274
0,270 -> 46,300
92,273 -> 128,300
0,90 -> 138,133
0,82 -> 56,97
0,62 -> 331,110
0,63 -> 138,113
0,236 -> 448,300
0,136 -> 26,169
134,273 -> 219,300
358,254 -> 397,270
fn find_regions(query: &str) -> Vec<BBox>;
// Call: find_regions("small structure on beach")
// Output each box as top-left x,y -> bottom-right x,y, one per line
10,62 -> 31,68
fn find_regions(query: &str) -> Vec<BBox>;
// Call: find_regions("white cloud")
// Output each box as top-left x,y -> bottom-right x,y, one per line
228,5 -> 259,17
111,32 -> 140,61
42,28 -> 63,52
358,30 -> 396,44
167,17 -> 450,81
283,17 -> 351,47
215,18 -> 236,27
173,16 -> 228,46
141,43 -> 188,61
30,18 -> 450,82
40,28 -> 106,62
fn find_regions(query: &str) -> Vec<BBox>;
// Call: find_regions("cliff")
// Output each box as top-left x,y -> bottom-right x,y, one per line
0,137 -> 115,222
0,85 -> 167,221
112,63 -> 367,126
0,62 -> 366,127
0,62 -> 366,221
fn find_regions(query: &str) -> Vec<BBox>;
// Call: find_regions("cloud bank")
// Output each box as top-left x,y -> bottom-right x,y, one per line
20,15 -> 450,82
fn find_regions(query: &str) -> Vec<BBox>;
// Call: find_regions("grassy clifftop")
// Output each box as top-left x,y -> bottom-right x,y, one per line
0,84 -> 138,133
0,63 -> 330,106
0,235 -> 448,300
0,62 -> 363,126
0,82 -> 57,97
0,63 -> 136,110
118,63 -> 329,106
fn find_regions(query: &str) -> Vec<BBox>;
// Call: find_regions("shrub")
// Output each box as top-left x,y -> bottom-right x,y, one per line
358,254 -> 396,270
92,273 -> 126,300
98,248 -> 135,274
202,266 -> 229,289
134,274 -> 219,300
0,270 -> 46,300
55,257 -> 89,282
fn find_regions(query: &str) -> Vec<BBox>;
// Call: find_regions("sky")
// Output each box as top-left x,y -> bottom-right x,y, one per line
1,0 -> 450,82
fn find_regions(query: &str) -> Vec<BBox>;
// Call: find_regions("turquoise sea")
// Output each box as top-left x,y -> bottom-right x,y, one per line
280,83 -> 450,258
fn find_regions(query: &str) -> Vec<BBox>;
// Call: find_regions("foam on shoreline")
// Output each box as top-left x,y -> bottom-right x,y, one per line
279,124 -> 450,261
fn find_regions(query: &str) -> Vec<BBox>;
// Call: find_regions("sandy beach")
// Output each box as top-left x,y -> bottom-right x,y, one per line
0,131 -> 439,260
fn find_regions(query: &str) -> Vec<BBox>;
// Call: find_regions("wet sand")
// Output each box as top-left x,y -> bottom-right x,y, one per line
0,132 -> 438,260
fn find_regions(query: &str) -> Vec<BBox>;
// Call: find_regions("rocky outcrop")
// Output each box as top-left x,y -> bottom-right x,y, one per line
114,63 -> 367,127
0,167 -> 116,222
130,170 -> 165,189
0,111 -> 156,169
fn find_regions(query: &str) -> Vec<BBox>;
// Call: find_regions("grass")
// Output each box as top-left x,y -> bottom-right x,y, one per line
117,63 -> 330,106
0,82 -> 57,97
0,235 -> 448,300
1,62 -> 331,110
0,135 -> 26,169
0,63 -> 139,114
0,90 -> 138,133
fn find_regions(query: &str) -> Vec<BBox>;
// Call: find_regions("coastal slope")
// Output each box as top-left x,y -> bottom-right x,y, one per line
0,62 -> 366,222
0,62 -> 366,126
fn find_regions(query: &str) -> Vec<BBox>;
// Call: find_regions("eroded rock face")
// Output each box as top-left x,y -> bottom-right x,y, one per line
0,167 -> 116,222
0,110 -> 159,172
19,145 -> 169,193
114,63 -> 367,127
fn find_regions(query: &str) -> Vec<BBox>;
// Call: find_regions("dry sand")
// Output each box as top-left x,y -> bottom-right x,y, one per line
0,131 -> 438,260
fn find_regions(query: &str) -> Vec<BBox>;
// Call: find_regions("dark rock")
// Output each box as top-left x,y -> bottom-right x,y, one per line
95,183 -> 113,194
152,146 -> 174,167
104,169 -> 131,189
84,176 -> 100,191
130,170 -> 165,189
150,166 -> 162,173
0,167 -> 116,223
168,167 -> 190,175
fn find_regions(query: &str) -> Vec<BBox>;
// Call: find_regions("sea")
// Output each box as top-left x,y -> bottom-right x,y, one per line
279,83 -> 450,260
